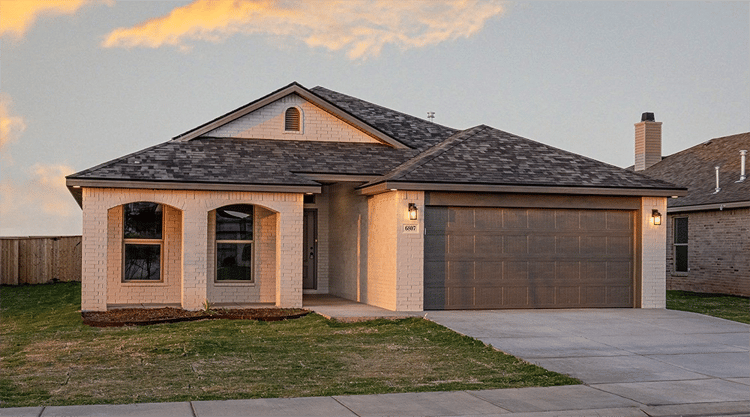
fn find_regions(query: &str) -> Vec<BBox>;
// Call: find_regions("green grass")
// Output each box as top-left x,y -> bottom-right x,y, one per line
0,283 -> 578,407
667,290 -> 750,324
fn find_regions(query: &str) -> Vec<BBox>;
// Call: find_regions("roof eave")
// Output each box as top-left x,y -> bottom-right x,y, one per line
357,181 -> 688,197
172,83 -> 409,149
66,178 -> 321,195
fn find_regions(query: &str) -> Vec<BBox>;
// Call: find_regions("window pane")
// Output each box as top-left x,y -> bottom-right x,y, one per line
675,245 -> 688,272
216,205 -> 253,241
674,217 -> 688,244
124,202 -> 163,239
124,244 -> 161,280
217,243 -> 253,281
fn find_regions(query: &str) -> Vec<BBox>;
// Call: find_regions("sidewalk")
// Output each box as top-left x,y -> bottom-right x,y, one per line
2,387 -> 749,417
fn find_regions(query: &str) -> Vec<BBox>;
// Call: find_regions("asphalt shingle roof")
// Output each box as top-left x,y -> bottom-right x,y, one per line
310,86 -> 458,151
366,125 -> 681,190
68,84 -> 684,195
641,132 -> 750,207
70,138 -> 418,185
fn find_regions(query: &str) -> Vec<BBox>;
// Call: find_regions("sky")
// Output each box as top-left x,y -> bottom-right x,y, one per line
0,0 -> 748,237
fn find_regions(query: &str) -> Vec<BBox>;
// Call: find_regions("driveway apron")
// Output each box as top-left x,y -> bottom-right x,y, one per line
426,309 -> 750,407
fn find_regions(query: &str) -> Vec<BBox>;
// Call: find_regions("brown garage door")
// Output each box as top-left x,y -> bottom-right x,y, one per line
424,207 -> 635,309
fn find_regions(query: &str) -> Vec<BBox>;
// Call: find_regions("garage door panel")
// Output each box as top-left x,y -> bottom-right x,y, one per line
448,235 -> 474,255
448,287 -> 474,309
475,208 -> 503,230
424,206 -> 634,310
530,235 -> 555,254
608,236 -> 633,256
528,209 -> 556,229
556,287 -> 580,305
556,236 -> 580,255
503,286 -> 529,307
504,209 -> 528,229
475,262 -> 503,285
556,210 -> 580,230
504,235 -> 528,254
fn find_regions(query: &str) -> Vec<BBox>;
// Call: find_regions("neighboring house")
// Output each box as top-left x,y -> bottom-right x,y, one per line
66,82 -> 685,312
635,117 -> 749,297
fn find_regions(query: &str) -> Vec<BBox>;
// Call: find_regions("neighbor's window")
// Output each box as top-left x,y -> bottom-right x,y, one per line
123,202 -> 163,281
216,205 -> 254,281
674,217 -> 688,273
284,107 -> 301,132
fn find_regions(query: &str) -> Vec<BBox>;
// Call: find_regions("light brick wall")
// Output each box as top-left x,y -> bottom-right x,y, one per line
366,192 -> 398,310
206,206 -> 277,304
640,197 -> 668,308
666,207 -> 750,296
327,183 -> 368,301
80,188 -> 302,311
204,95 -> 379,144
106,205 -> 182,305
394,191 -> 424,311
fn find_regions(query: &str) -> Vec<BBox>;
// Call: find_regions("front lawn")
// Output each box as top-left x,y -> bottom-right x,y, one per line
0,283 -> 578,407
667,290 -> 750,324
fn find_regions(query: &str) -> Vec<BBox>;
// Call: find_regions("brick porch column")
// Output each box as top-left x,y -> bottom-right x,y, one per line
81,188 -> 108,312
276,205 -> 303,308
182,206 -> 208,310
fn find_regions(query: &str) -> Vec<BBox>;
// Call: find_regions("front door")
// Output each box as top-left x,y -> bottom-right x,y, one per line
303,209 -> 318,290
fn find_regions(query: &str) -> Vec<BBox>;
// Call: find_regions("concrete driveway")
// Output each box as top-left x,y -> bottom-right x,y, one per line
426,308 -> 750,407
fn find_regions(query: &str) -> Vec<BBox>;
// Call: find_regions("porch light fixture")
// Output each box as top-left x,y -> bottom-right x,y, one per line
408,203 -> 418,221
651,209 -> 662,226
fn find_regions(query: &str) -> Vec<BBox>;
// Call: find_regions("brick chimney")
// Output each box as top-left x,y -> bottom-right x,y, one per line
634,112 -> 662,171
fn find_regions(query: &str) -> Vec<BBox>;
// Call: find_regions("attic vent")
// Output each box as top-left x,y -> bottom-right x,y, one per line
285,107 -> 301,132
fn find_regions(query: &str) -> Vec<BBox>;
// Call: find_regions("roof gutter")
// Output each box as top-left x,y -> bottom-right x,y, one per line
668,200 -> 750,213
357,181 -> 688,197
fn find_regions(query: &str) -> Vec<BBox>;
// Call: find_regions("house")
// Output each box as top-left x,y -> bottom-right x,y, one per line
634,116 -> 749,296
66,82 -> 685,312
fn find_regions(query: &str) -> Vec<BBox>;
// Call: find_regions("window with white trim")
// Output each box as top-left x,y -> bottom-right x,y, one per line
215,205 -> 254,282
674,217 -> 688,273
284,107 -> 301,132
123,202 -> 163,281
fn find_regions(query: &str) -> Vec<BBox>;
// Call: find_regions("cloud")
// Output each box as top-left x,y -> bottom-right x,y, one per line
0,164 -> 80,236
0,0 -> 110,40
0,94 -> 26,154
102,0 -> 504,59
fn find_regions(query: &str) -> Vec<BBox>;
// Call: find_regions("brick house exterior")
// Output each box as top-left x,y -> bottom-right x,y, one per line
638,130 -> 750,297
67,83 -> 684,312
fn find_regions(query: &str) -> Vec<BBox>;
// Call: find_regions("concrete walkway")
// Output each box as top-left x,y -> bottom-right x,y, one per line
3,300 -> 749,416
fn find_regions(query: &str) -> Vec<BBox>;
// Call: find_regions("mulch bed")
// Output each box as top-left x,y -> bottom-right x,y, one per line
82,307 -> 310,327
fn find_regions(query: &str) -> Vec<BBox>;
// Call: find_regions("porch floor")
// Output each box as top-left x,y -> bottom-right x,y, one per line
303,294 -> 423,322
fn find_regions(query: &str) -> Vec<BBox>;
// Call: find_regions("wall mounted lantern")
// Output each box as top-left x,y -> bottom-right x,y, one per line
651,209 -> 662,226
408,203 -> 418,221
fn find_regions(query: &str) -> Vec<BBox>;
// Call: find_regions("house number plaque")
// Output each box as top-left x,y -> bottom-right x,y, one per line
403,224 -> 419,233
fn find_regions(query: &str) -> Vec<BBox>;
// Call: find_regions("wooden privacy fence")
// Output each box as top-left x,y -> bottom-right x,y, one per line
0,236 -> 82,285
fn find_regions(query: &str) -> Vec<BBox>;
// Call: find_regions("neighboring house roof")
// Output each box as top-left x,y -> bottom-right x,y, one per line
641,132 -> 750,211
67,82 -> 685,204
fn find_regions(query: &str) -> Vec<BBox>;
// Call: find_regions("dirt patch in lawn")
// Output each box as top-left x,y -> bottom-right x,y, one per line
82,307 -> 310,327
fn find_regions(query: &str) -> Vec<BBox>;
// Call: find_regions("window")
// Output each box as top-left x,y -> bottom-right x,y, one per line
215,205 -> 254,281
674,217 -> 688,273
123,202 -> 163,281
284,107 -> 301,131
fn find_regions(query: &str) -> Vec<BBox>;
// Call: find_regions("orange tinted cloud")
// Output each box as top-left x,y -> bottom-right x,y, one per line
103,0 -> 504,59
0,94 -> 26,153
0,0 -> 108,40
